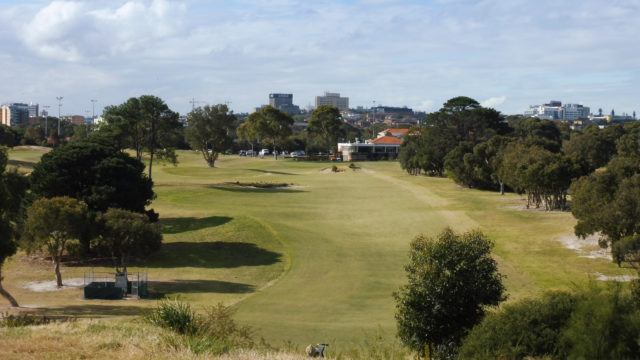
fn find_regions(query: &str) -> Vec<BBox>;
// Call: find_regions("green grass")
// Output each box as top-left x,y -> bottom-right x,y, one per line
2,148 -> 636,349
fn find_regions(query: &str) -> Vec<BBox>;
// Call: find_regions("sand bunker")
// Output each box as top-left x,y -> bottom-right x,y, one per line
23,278 -> 84,292
591,272 -> 636,282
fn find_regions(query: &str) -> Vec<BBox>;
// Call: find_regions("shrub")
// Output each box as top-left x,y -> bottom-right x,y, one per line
331,165 -> 338,172
459,284 -> 640,360
143,298 -> 198,335
458,291 -> 577,359
349,163 -> 357,169
144,299 -> 254,356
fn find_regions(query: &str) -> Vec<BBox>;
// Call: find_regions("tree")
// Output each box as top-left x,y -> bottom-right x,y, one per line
96,208 -> 162,274
30,140 -> 155,216
102,95 -> 182,180
185,104 -> 237,167
563,125 -> 623,172
0,146 -> 29,306
25,197 -> 88,287
393,228 -> 506,359
0,125 -> 18,147
30,140 -> 156,253
241,106 -> 293,159
308,105 -> 345,154
571,157 -> 640,268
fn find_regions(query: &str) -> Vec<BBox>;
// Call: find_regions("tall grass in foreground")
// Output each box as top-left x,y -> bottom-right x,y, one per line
143,299 -> 254,356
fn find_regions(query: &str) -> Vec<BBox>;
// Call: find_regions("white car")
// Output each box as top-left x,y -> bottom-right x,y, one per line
259,149 -> 270,156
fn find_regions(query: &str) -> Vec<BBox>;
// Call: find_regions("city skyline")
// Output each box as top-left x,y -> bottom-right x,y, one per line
0,0 -> 638,117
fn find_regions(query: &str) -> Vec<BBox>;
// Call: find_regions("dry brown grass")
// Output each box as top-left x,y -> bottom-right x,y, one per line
0,318 -> 323,360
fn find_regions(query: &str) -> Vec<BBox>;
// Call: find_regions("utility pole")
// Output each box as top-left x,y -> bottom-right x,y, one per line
42,105 -> 51,138
56,96 -> 63,135
91,99 -> 97,121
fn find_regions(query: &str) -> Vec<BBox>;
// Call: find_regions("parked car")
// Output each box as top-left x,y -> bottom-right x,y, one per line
259,149 -> 270,156
291,150 -> 306,158
245,150 -> 255,156
239,150 -> 247,156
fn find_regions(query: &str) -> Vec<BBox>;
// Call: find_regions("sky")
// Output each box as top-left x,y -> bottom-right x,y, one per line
0,0 -> 638,117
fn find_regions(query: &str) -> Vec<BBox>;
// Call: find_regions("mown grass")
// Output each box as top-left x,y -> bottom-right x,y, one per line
2,147 -> 636,356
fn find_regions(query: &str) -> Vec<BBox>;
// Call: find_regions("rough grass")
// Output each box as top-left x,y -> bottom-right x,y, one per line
2,148 -> 636,356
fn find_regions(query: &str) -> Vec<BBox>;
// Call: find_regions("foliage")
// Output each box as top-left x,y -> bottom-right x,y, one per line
458,291 -> 577,359
498,141 -> 584,210
30,140 -> 155,217
185,104 -> 237,167
144,299 -> 254,355
513,117 -> 562,152
570,156 -> 640,267
102,95 -> 182,180
460,285 -> 640,360
239,106 -> 293,159
563,125 -> 623,172
96,207 -> 162,273
24,197 -> 88,287
0,146 -> 29,307
0,313 -> 56,327
560,284 -> 640,360
0,125 -> 19,147
393,228 -> 505,359
308,105 -> 345,153
398,126 -> 455,176
144,298 -> 198,335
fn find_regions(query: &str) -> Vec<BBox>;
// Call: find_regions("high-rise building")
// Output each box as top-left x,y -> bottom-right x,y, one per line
315,92 -> 349,111
523,100 -> 589,121
28,103 -> 39,118
1,103 -> 30,127
268,93 -> 300,115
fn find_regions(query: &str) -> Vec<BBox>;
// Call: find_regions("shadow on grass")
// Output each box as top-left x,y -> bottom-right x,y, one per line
149,279 -> 254,298
208,185 -> 305,193
160,216 -> 233,234
248,168 -> 298,176
148,241 -> 282,268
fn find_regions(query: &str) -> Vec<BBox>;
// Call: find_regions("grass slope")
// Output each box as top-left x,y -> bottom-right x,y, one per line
2,148 -> 635,350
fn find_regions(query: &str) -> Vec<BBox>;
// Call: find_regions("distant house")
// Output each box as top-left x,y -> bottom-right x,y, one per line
377,128 -> 410,138
338,129 -> 406,161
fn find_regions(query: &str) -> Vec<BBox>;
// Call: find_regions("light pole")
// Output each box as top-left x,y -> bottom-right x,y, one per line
91,99 -> 97,121
56,96 -> 63,135
42,105 -> 51,138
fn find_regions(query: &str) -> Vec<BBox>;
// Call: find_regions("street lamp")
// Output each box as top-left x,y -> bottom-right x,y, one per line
56,96 -> 63,135
91,99 -> 97,121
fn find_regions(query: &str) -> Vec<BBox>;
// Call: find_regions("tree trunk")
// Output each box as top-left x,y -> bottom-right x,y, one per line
0,267 -> 19,307
499,181 -> 504,195
149,118 -> 156,180
54,256 -> 63,288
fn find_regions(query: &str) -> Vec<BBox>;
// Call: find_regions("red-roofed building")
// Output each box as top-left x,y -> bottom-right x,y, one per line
337,132 -> 405,161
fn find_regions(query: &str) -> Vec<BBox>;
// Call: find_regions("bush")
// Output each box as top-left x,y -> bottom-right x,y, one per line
459,285 -> 640,360
458,291 -> 577,359
331,165 -> 338,172
143,298 -> 198,335
144,299 -> 254,356
349,163 -> 357,169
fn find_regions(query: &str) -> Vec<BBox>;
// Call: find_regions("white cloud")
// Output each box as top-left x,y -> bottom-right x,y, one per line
481,96 -> 507,109
2,0 -> 639,116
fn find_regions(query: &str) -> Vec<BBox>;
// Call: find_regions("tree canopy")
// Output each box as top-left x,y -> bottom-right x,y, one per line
307,105 -> 345,154
25,197 -> 88,287
30,140 -> 155,217
102,95 -> 182,180
394,228 -> 505,359
185,104 -> 237,167
239,106 -> 293,159
96,208 -> 162,274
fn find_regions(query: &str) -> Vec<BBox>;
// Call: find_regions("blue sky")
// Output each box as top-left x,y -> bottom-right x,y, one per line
0,0 -> 638,117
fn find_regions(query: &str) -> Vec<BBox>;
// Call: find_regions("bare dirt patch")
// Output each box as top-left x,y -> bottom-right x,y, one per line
23,278 -> 85,292
555,234 -> 610,260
